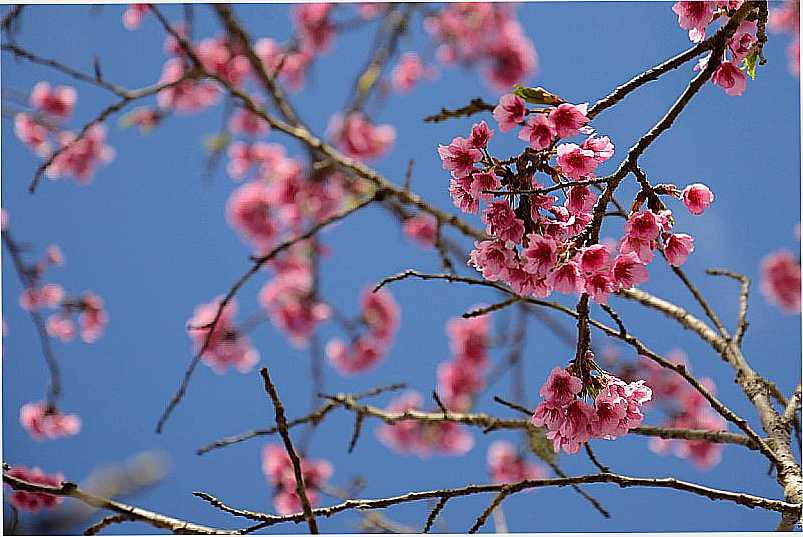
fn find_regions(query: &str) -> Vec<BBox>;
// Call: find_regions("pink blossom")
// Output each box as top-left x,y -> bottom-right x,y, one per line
482,200 -> 525,243
663,233 -> 695,266
625,211 -> 661,240
438,136 -> 483,178
672,2 -> 714,41
485,28 -> 538,91
548,103 -> 589,138
546,261 -> 584,294
46,245 -> 64,266
729,20 -> 758,63
539,367 -> 583,406
229,106 -> 270,136
157,58 -> 220,113
376,392 -> 426,454
79,292 -> 107,343
259,268 -> 330,347
449,175 -> 480,214
761,250 -> 801,312
30,82 -> 76,120
712,61 -> 747,96
292,3 -> 334,53
255,38 -> 313,91
20,283 -> 64,311
187,298 -> 259,374
565,185 -> 597,215
122,106 -> 161,132
590,391 -> 629,439
14,113 -> 51,156
556,143 -> 598,180
437,359 -> 484,411
392,52 -> 436,93
326,337 -> 384,375
446,315 -> 489,367
492,94 -> 526,132
328,112 -> 395,161
681,183 -> 715,215
46,314 -> 76,342
470,171 -> 502,201
578,244 -> 611,275
469,120 -> 494,149
506,264 -> 550,297
5,467 -> 64,511
46,125 -> 115,184
518,114 -> 556,150
581,135 -> 615,163
470,240 -> 515,282
20,401 -> 81,440
619,234 -> 655,264
261,443 -> 332,514
487,441 -> 546,484
584,272 -> 616,305
196,37 -> 250,88
362,287 -> 400,343
531,401 -> 566,430
612,252 -> 649,289
122,4 -> 149,30
521,234 -> 557,276
403,214 -> 438,247
429,420 -> 475,455
226,181 -> 277,250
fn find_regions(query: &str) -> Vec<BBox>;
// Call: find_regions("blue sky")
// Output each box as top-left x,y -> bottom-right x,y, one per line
2,2 -> 801,534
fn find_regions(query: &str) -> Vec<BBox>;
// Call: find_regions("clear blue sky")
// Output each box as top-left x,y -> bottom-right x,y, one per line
2,2 -> 800,534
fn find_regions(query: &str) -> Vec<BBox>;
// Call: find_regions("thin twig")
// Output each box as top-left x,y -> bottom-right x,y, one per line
259,368 -> 319,534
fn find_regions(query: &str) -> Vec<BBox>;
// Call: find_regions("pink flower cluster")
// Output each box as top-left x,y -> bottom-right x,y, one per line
5,466 -> 64,512
14,82 -> 114,184
436,313 -> 490,412
10,239 -> 107,344
326,287 -> 399,375
531,366 -> 651,454
261,444 -> 332,515
327,112 -> 396,161
20,401 -> 81,440
122,4 -> 149,30
440,98 -> 714,304
402,214 -> 438,248
376,391 -> 473,457
636,351 -> 727,469
672,1 -> 758,96
769,0 -> 800,77
260,250 -> 331,347
487,440 -> 546,484
187,297 -> 259,374
424,3 -> 537,91
761,249 -> 801,313
46,291 -> 108,344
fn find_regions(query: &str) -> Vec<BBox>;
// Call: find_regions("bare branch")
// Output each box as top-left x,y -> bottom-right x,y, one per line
259,367 -> 319,534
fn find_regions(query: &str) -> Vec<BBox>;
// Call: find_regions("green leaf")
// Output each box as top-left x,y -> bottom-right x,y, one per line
528,427 -> 557,464
204,132 -> 231,153
512,85 -> 566,106
743,50 -> 758,80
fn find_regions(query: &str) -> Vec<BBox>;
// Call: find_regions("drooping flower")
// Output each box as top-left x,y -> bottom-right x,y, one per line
548,103 -> 589,138
30,82 -> 76,120
20,402 -> 81,440
492,93 -> 526,132
5,467 -> 64,511
761,249 -> 801,313
681,183 -> 715,215
556,143 -> 598,180
663,233 -> 695,266
437,136 -> 483,178
712,61 -> 747,96
518,114 -> 555,150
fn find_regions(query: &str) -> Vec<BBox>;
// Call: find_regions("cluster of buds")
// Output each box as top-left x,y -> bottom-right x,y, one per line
436,313 -> 491,412
4,466 -> 64,512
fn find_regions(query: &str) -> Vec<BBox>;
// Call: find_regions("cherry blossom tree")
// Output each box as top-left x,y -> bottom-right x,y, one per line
2,1 -> 801,534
